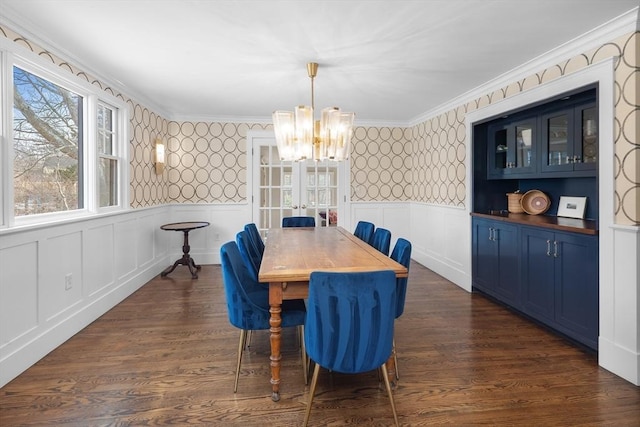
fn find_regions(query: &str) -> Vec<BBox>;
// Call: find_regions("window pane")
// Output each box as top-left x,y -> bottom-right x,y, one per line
98,158 -> 117,207
13,66 -> 82,216
97,103 -> 114,155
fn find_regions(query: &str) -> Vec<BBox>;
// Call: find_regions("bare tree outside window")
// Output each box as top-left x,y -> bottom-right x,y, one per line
13,66 -> 83,216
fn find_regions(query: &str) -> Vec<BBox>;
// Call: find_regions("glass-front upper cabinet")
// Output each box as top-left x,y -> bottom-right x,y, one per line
541,102 -> 597,174
577,104 -> 598,170
487,117 -> 536,178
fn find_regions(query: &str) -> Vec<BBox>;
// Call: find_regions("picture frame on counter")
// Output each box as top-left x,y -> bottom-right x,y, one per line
557,196 -> 587,219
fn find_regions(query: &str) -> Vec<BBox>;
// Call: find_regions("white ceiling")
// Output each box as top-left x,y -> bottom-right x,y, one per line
1,0 -> 638,124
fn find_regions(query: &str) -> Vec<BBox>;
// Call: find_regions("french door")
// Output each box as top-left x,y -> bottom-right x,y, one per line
251,134 -> 346,237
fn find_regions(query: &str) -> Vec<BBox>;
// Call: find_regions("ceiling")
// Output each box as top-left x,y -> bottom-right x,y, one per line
1,1 -> 638,124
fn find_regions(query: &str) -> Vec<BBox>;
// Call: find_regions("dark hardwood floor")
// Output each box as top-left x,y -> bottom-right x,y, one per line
1,261 -> 639,426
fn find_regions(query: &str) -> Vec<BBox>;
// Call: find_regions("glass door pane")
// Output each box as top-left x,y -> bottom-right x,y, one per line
581,106 -> 597,164
515,124 -> 533,169
547,113 -> 569,166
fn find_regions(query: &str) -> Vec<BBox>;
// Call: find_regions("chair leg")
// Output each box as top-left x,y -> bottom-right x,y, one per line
392,337 -> 399,381
303,363 -> 321,427
299,325 -> 308,385
381,363 -> 400,427
234,329 -> 247,393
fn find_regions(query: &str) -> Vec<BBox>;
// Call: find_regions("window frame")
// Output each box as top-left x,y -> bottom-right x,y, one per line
0,40 -> 129,230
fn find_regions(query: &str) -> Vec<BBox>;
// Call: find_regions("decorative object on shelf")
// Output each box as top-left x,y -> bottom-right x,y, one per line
154,138 -> 165,174
557,196 -> 587,219
507,190 -> 524,213
520,189 -> 550,215
272,62 -> 355,162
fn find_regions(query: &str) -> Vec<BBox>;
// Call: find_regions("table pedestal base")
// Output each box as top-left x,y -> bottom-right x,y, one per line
161,254 -> 201,279
161,228 -> 202,279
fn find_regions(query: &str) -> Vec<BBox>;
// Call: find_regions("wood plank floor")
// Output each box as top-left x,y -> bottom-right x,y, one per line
1,261 -> 639,426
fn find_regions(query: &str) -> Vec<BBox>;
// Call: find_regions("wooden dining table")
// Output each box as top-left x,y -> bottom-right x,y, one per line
258,226 -> 408,401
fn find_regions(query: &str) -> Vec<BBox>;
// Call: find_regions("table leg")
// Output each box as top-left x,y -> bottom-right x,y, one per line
269,303 -> 282,402
161,229 -> 201,279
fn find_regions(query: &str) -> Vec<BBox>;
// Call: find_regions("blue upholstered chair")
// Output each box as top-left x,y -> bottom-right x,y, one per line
390,237 -> 412,380
303,270 -> 399,427
371,227 -> 392,256
353,220 -> 375,244
244,223 -> 265,257
235,230 -> 260,282
282,216 -> 315,228
220,241 -> 307,392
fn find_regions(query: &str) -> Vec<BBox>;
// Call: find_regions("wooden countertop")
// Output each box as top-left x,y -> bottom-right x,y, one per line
471,211 -> 598,235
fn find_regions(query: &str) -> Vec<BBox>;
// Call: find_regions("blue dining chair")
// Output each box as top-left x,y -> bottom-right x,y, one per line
282,216 -> 315,228
244,223 -> 264,256
236,230 -> 261,282
303,270 -> 399,427
390,237 -> 412,380
220,241 -> 308,392
372,227 -> 392,256
353,220 -> 375,244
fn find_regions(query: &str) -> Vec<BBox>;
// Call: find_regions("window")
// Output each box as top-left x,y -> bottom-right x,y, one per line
13,66 -> 83,216
1,51 -> 128,228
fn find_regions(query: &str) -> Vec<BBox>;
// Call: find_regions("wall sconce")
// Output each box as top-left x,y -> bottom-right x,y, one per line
155,138 -> 165,174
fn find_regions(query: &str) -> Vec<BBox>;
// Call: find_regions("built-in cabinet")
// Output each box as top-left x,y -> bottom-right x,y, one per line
472,84 -> 600,352
472,216 -> 599,350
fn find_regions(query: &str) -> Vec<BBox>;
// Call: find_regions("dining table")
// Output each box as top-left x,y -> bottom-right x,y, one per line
258,226 -> 408,402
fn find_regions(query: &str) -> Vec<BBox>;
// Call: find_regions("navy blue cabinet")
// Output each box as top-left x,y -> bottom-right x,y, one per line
521,228 -> 556,322
472,217 -> 520,306
540,102 -> 598,175
472,215 -> 599,351
521,226 -> 599,349
485,87 -> 597,180
487,117 -> 537,179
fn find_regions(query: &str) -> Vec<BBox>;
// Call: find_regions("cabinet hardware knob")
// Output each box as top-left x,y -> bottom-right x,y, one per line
546,240 -> 552,256
553,241 -> 559,258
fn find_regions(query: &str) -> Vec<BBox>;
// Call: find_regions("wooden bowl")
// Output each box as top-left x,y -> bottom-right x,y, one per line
520,190 -> 550,215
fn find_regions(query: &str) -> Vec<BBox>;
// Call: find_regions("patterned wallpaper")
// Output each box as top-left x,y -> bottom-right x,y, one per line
350,126 -> 412,201
165,122 -> 270,203
0,24 -> 638,224
130,104 -> 168,208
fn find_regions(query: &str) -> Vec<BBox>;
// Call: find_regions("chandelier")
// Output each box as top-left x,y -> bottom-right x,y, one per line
272,62 -> 355,161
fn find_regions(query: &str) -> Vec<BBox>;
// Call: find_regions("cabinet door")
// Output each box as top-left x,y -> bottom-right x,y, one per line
487,123 -> 509,179
493,222 -> 520,305
507,118 -> 536,175
573,102 -> 597,172
472,218 -> 519,305
554,232 -> 599,348
541,103 -> 597,175
472,218 -> 498,292
541,108 -> 575,173
521,227 -> 555,322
